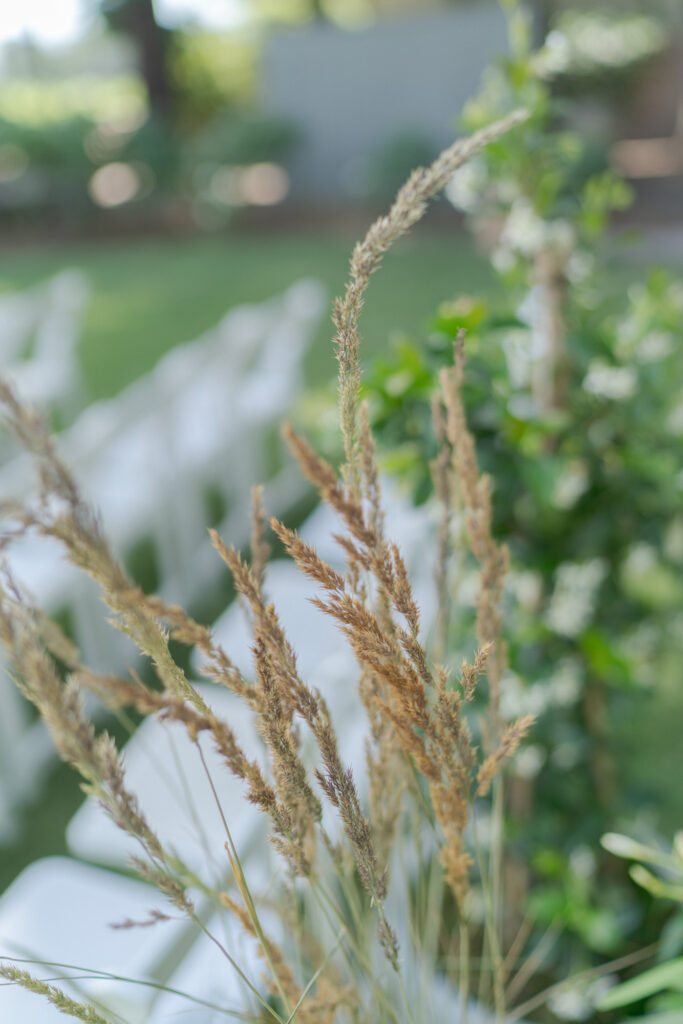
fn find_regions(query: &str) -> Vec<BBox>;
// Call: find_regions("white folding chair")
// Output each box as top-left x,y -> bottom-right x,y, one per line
155,279 -> 326,596
67,683 -> 266,877
2,270 -> 89,421
0,856 -> 194,1023
0,280 -> 326,842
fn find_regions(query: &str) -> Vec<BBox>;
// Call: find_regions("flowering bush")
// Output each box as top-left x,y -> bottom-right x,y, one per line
365,0 -> 683,1007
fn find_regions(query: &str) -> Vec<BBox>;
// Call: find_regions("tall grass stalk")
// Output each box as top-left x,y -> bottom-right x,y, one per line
0,109 -> 537,1023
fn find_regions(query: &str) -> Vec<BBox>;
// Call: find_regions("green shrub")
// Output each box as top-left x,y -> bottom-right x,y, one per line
364,0 -> 683,1000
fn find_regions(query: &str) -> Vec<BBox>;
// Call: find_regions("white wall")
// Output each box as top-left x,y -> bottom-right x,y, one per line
262,4 -> 508,200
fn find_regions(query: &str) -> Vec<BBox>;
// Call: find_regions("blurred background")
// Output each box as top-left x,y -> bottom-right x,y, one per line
0,1 -> 682,1021
0,0 -> 680,408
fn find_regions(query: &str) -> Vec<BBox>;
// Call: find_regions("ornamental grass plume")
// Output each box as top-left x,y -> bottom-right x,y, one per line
0,965 -> 110,1024
0,109 -> 539,1023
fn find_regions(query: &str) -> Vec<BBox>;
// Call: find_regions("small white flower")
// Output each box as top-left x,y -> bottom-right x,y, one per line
615,319 -> 639,359
547,973 -> 617,1022
473,810 -> 493,847
507,569 -> 544,611
463,885 -> 486,924
623,542 -> 656,575
548,982 -> 593,1021
553,460 -> 589,510
456,568 -> 481,608
588,975 -> 619,1004
583,360 -> 636,400
513,744 -> 546,779
499,672 -> 525,721
517,285 -> 541,328
538,29 -> 571,74
507,393 -> 541,420
549,659 -> 583,706
500,673 -> 551,721
545,559 -> 608,637
636,330 -> 674,363
502,328 -> 534,389
527,683 -> 553,717
500,200 -> 547,257
445,159 -> 486,212
567,250 -> 593,285
492,245 -> 516,274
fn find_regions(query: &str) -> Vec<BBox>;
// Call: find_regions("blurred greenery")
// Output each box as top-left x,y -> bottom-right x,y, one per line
357,0 -> 683,1011
598,831 -> 683,1019
0,21 -> 281,223
359,132 -> 440,201
0,231 -> 496,400
0,227 -> 676,907
0,75 -> 146,126
0,232 -> 662,405
0,2 -> 675,233
169,31 -> 258,127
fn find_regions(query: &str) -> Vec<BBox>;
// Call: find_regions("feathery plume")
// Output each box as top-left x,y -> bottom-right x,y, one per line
333,110 -> 529,494
0,965 -> 110,1023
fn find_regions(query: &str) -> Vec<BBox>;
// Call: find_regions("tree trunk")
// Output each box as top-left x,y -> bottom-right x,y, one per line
105,0 -> 174,120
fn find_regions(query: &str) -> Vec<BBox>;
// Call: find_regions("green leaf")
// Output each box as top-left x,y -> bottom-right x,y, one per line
432,296 -> 487,335
602,833 -> 677,871
629,865 -> 683,903
533,849 -> 565,877
596,958 -> 683,1010
579,632 -> 632,684
619,1013 -> 683,1024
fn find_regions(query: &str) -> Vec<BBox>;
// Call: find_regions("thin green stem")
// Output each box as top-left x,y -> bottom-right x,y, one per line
284,929 -> 345,1024
471,804 -> 506,1020
509,942 -> 659,1020
396,968 -> 418,1024
501,913 -> 533,987
504,919 -> 560,1008
197,743 -> 293,1017
309,878 -> 402,1024
406,756 -> 438,834
459,921 -> 470,1024
490,774 -> 504,941
192,916 -> 287,1024
0,954 -> 262,1021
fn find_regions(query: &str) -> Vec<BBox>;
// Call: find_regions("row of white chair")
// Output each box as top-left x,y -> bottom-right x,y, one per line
0,271 -> 91,840
2,277 -> 326,609
0,278 -> 327,840
0,270 -> 89,430
0,487 -> 456,1022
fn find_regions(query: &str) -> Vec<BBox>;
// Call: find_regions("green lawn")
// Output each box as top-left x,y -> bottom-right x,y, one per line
0,231 -> 495,400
